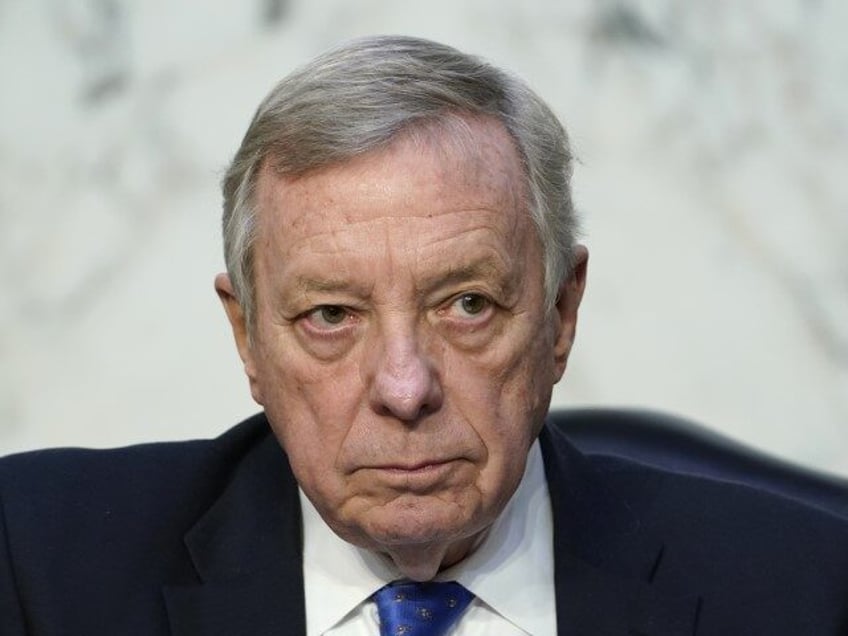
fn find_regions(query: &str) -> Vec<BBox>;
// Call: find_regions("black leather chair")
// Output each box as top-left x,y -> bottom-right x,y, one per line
551,408 -> 848,520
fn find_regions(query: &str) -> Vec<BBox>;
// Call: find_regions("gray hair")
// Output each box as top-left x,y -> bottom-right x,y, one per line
221,35 -> 579,329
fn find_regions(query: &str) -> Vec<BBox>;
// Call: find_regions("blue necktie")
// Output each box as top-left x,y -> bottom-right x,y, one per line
373,580 -> 473,636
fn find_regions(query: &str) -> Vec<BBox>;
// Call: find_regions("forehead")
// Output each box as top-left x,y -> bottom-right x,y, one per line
253,117 -> 534,277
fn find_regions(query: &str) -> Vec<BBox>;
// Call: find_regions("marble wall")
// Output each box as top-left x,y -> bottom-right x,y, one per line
2,0 -> 846,475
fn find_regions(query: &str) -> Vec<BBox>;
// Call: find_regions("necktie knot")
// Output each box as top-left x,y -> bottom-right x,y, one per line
373,580 -> 473,636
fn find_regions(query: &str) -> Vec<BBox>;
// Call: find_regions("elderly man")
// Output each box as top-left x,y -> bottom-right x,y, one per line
2,36 -> 848,636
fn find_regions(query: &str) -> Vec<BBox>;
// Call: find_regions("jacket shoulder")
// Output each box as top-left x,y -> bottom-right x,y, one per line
593,454 -> 848,632
0,413 -> 278,634
0,413 -> 271,505
0,413 -> 274,558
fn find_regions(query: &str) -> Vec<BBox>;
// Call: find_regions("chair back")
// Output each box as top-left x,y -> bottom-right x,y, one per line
551,408 -> 848,520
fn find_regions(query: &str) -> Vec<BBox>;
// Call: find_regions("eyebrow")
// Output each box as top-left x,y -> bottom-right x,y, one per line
417,255 -> 516,298
291,276 -> 373,297
285,253 -> 518,301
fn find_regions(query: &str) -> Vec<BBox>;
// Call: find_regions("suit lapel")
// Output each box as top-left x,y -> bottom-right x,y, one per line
540,421 -> 701,635
163,423 -> 306,636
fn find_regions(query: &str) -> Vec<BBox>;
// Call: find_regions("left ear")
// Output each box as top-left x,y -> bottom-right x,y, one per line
551,245 -> 588,382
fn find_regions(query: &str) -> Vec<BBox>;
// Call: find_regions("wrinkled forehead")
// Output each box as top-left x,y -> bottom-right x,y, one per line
255,114 -> 530,231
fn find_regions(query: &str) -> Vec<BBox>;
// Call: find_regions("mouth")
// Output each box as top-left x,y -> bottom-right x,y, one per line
377,460 -> 454,473
363,459 -> 462,490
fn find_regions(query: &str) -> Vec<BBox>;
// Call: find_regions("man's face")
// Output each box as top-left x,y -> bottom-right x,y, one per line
218,118 -> 585,577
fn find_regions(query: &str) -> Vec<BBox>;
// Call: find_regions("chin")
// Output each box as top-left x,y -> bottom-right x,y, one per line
357,495 -> 490,549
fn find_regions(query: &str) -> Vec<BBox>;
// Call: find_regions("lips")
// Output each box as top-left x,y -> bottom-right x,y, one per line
362,459 -> 461,490
376,460 -> 453,472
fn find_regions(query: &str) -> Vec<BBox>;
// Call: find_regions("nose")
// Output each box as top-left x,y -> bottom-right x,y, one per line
366,325 -> 443,421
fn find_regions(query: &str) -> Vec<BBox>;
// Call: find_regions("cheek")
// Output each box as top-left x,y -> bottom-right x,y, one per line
253,337 -> 365,488
456,316 -> 554,413
447,320 -> 554,475
256,328 -> 361,409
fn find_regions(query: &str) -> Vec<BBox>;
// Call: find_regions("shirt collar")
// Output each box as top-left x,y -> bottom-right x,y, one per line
301,440 -> 555,635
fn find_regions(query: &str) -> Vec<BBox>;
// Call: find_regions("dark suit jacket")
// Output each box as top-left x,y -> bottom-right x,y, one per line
1,412 -> 847,635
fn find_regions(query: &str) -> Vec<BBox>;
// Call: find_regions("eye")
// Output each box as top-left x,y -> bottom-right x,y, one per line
305,305 -> 351,329
451,293 -> 491,318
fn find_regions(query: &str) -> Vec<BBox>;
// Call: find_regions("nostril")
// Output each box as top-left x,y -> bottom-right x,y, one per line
371,380 -> 442,422
373,398 -> 428,422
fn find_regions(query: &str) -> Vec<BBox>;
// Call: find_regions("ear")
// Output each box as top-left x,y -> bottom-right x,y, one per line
551,245 -> 588,383
214,273 -> 264,405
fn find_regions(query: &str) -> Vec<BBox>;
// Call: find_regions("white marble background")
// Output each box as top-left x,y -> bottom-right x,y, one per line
1,0 -> 846,475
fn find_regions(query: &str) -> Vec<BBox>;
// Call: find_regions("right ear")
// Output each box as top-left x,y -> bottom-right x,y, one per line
550,245 -> 588,383
214,273 -> 263,405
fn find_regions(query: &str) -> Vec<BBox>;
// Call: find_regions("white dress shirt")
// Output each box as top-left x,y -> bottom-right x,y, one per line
301,440 -> 556,635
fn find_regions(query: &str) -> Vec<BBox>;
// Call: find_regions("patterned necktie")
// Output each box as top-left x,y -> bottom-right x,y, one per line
373,580 -> 474,636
